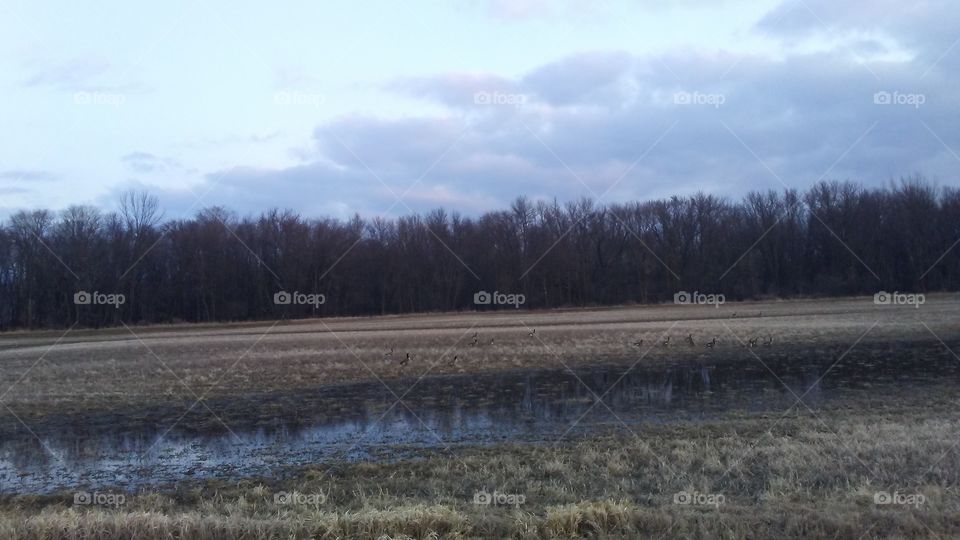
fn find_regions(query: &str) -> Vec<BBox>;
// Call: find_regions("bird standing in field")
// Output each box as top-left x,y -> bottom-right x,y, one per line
686,333 -> 695,346
705,337 -> 717,349
528,328 -> 536,337
662,336 -> 671,346
763,336 -> 773,346
747,337 -> 758,348
400,352 -> 410,366
448,355 -> 458,367
632,339 -> 644,347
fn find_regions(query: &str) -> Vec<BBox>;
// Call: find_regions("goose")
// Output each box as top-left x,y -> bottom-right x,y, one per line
528,328 -> 536,337
763,336 -> 773,346
747,337 -> 758,348
400,352 -> 410,366
686,333 -> 695,346
448,355 -> 458,367
705,337 -> 717,349
632,339 -> 644,347
662,336 -> 671,346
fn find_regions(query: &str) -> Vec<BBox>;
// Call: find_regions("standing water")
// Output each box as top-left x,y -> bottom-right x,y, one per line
0,341 -> 955,493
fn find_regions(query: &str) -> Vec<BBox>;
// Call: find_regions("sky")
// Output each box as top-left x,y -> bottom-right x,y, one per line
0,0 -> 958,220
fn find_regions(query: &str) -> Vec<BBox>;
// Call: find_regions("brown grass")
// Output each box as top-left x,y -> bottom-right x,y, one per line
1,296 -> 958,538
4,401 -> 960,539
0,295 -> 955,417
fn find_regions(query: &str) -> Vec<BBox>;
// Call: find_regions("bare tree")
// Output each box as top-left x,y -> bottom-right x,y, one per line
0,179 -> 957,329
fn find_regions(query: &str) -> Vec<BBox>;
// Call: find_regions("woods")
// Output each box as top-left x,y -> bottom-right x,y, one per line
0,178 -> 957,330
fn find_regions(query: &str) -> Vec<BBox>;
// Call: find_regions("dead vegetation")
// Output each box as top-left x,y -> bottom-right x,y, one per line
0,296 -> 958,538
3,405 -> 960,538
0,295 -> 955,417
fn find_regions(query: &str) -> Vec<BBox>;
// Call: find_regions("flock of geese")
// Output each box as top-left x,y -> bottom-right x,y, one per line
632,333 -> 773,349
383,327 -> 774,369
383,328 -> 540,369
383,330 -> 501,369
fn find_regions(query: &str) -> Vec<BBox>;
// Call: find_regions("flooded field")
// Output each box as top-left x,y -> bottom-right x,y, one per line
2,337 -> 956,494
1,298 -> 959,538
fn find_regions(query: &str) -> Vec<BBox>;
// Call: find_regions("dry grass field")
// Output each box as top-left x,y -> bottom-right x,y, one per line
0,295 -> 953,413
3,410 -> 960,538
1,295 -> 959,538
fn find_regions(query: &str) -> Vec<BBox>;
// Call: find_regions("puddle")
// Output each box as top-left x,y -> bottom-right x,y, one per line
1,342 -> 956,494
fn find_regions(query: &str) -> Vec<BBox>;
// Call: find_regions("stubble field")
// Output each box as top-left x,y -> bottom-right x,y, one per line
0,295 -> 958,538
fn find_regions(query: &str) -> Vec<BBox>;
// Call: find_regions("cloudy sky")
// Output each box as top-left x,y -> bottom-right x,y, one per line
1,0 -> 957,219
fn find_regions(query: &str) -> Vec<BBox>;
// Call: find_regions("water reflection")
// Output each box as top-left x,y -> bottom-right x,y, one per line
0,345 -> 955,493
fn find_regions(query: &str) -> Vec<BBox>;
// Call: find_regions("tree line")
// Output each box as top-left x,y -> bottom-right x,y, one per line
0,178 -> 956,329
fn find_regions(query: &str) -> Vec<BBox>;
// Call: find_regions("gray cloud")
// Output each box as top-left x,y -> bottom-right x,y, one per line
522,51 -> 634,106
391,73 -> 523,109
121,152 -> 186,174
21,56 -> 150,95
22,57 -> 112,91
757,0 -> 960,70
0,169 -> 58,182
115,2 -> 960,219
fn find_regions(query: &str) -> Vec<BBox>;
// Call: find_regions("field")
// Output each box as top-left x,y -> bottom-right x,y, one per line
0,295 -> 959,538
